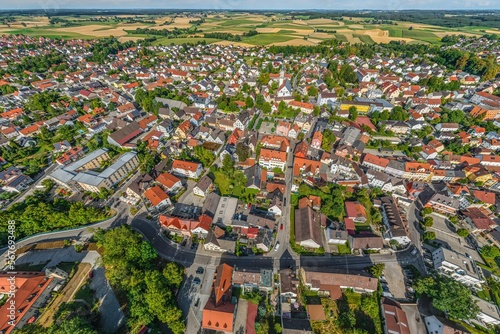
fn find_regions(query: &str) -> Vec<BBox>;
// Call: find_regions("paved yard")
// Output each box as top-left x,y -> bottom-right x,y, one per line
13,248 -> 99,270
383,261 -> 406,300
401,304 -> 426,334
428,213 -> 481,263
259,121 -> 275,134
234,299 -> 249,334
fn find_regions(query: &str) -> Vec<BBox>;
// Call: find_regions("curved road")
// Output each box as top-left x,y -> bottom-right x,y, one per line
130,215 -> 422,272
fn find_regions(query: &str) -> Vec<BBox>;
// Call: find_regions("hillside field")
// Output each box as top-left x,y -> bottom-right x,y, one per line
0,12 -> 495,45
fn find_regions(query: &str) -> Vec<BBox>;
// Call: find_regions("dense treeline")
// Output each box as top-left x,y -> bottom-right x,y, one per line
0,191 -> 111,246
15,51 -> 67,73
128,27 -> 199,38
203,32 -> 242,41
95,226 -> 185,333
87,37 -> 136,64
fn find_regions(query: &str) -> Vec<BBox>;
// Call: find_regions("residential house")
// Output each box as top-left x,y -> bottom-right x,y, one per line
156,172 -> 183,194
193,175 -> 213,197
258,148 -> 287,171
348,233 -> 384,253
295,206 -> 324,249
380,196 -> 411,246
202,264 -> 236,334
345,201 -> 367,223
172,160 -> 203,179
381,298 -> 410,334
300,269 -> 378,295
144,186 -> 171,210
431,247 -> 483,289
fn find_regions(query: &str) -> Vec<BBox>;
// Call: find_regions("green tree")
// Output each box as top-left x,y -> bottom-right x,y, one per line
422,207 -> 433,215
262,102 -> 272,114
480,245 -> 500,258
413,275 -> 480,320
368,263 -> 385,278
163,262 -> 184,288
245,96 -> 254,108
457,229 -> 469,238
235,142 -> 250,162
307,86 -> 318,97
50,316 -> 97,334
423,231 -> 436,240
222,154 -> 235,176
423,216 -> 434,227
298,183 -> 311,197
348,106 -> 358,121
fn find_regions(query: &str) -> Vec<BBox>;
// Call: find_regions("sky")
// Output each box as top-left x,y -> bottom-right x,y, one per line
2,0 -> 500,10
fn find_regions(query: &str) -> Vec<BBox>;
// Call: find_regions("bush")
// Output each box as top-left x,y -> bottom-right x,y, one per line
423,231 -> 436,240
422,207 -> 433,215
457,229 -> 469,238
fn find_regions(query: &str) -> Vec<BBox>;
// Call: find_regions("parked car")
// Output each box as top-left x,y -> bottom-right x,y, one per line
88,270 -> 94,279
274,242 -> 280,251
196,267 -> 204,275
280,224 -> 284,230
194,298 -> 200,307
193,277 -> 201,285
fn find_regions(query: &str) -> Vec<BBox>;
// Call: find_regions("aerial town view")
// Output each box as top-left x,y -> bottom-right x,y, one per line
4,1 -> 500,334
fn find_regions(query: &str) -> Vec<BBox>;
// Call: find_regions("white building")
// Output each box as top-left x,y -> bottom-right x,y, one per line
431,247 -> 484,289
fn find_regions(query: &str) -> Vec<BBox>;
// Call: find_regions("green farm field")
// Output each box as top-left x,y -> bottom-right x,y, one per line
0,12 -> 495,45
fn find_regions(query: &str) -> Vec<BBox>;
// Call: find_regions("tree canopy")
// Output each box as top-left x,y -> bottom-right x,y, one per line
95,226 -> 185,333
413,275 -> 480,320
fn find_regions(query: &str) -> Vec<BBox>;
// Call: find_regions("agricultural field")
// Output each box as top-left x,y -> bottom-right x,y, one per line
0,12 -> 496,46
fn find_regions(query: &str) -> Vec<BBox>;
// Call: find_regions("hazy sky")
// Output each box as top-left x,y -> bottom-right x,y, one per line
2,0 -> 500,10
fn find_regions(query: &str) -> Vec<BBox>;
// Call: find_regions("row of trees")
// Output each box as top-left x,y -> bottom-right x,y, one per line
0,192 -> 110,246
95,226 -> 185,333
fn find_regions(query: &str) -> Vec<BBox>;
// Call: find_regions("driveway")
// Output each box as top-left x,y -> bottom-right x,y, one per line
90,266 -> 126,333
428,213 -> 481,262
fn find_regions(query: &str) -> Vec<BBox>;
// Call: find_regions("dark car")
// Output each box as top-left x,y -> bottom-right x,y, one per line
191,242 -> 198,250
194,298 -> 200,307
193,277 -> 201,285
181,240 -> 187,247
196,267 -> 204,275
88,270 -> 94,279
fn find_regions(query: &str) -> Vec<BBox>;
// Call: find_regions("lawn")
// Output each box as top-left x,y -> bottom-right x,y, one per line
74,282 -> 94,305
336,243 -> 351,255
311,291 -> 382,334
355,34 -> 376,45
4,28 -> 94,39
57,261 -> 78,277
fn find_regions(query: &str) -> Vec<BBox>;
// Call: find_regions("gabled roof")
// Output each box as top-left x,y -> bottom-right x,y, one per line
156,172 -> 181,190
144,186 -> 169,206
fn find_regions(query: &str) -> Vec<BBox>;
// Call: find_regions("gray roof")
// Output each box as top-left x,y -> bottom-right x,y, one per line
295,206 -> 323,246
65,148 -> 109,173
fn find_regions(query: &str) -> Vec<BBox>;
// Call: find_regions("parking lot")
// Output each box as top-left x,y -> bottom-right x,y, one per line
178,261 -> 217,334
381,262 -> 407,300
428,213 -> 482,263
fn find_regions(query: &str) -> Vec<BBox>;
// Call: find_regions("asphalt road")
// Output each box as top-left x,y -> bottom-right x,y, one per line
130,216 -> 422,272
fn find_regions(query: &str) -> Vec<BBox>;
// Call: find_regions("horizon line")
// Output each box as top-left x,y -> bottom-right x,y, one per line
2,8 -> 500,11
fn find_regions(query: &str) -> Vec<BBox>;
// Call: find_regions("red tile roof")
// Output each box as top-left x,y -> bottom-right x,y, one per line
144,186 -> 169,206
